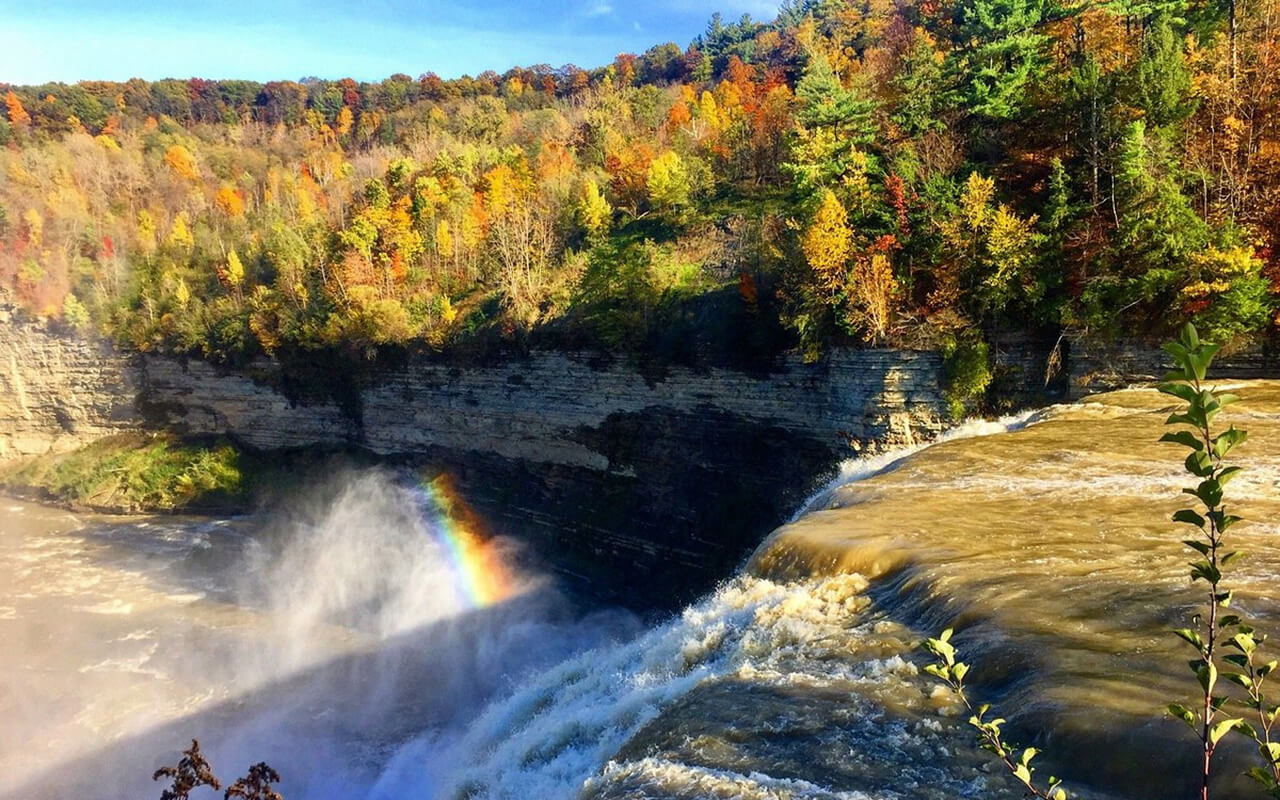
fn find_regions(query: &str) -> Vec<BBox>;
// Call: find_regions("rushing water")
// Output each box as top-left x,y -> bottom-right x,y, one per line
5,381 -> 1280,799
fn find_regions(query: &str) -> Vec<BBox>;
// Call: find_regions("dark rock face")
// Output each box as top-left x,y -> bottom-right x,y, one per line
2,316 -> 949,609
435,406 -> 838,608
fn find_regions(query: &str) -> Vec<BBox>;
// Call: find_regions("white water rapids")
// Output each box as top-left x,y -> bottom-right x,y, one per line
6,382 -> 1280,799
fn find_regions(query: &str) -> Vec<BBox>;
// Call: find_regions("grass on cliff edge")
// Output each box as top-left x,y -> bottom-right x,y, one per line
0,433 -> 262,512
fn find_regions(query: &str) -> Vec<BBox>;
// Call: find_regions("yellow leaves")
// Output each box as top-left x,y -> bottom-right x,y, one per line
22,208 -> 43,248
840,149 -> 874,215
1186,245 -> 1263,298
225,249 -> 245,289
175,278 -> 191,308
137,210 -> 157,255
483,162 -> 526,218
164,144 -> 199,181
437,295 -> 457,325
646,151 -> 691,211
802,189 -> 853,293
167,212 -> 193,250
435,218 -> 455,259
851,251 -> 898,343
5,158 -> 37,187
414,176 -> 448,218
462,194 -> 486,249
960,172 -> 996,232
1181,280 -> 1231,299
1222,115 -> 1246,144
94,134 -> 120,151
61,293 -> 90,330
986,204 -> 1039,282
698,91 -> 724,133
335,106 -> 354,137
576,178 -> 612,237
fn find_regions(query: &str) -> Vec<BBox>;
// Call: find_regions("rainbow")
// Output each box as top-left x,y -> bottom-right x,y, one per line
417,473 -> 513,608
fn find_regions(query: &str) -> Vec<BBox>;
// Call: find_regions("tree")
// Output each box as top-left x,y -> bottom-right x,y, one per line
850,249 -> 899,343
5,90 -> 30,127
223,249 -> 246,294
1134,16 -> 1196,128
1113,121 -> 1207,297
214,186 -> 245,218
953,0 -> 1051,120
802,189 -> 853,297
794,52 -> 875,137
576,178 -> 612,238
164,144 -> 200,181
646,151 -> 693,219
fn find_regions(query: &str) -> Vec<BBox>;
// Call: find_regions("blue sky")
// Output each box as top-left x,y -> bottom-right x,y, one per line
0,0 -> 780,85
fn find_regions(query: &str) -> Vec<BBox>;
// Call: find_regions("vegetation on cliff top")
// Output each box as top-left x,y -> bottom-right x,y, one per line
0,0 -> 1278,372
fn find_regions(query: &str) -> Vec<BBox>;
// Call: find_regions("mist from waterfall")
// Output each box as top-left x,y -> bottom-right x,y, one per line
0,469 -> 639,800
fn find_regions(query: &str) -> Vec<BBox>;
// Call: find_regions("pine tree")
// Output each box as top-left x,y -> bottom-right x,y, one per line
954,0 -> 1051,120
1134,16 -> 1196,128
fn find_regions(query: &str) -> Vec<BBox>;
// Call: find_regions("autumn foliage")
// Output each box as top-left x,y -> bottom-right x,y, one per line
0,0 -> 1277,365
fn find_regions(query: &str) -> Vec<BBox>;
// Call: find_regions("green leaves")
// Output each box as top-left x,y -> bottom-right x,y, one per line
1211,717 -> 1245,746
1175,628 -> 1207,654
1215,429 -> 1249,459
1168,702 -> 1198,729
918,630 -> 1070,799
1163,323 -> 1222,383
1184,478 -> 1223,509
1157,324 -> 1280,793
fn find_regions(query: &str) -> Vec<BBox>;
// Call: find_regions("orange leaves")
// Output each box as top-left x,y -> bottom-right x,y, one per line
604,142 -> 654,216
163,144 -> 199,181
535,142 -> 574,183
214,186 -> 246,218
4,91 -> 30,127
666,99 -> 693,131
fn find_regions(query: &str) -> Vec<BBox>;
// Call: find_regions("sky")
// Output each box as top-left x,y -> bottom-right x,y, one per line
0,0 -> 781,85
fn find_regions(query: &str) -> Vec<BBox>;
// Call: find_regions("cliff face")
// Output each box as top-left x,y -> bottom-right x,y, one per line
0,312 -> 139,460
1,316 -> 948,607
1068,335 -> 1280,396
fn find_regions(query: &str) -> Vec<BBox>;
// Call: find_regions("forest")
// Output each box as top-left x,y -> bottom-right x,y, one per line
1,0 -> 1277,395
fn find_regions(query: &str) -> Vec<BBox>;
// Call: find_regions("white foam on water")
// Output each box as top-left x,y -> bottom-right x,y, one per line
588,757 -> 885,800
371,573 -> 910,800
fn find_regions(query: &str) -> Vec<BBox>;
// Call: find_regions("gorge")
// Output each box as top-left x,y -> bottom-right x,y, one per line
4,319 -> 1280,799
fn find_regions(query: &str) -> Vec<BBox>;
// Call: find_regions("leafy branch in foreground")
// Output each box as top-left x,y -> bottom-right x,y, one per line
153,740 -> 220,800
152,740 -> 284,800
1159,323 -> 1280,799
921,629 -> 1068,800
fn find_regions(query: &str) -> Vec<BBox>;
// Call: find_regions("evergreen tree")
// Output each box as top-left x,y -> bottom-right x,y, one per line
954,0 -> 1051,120
1133,16 -> 1196,128
1113,121 -> 1207,297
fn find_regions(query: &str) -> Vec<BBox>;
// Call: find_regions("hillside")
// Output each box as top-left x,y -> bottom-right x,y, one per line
1,0 -> 1277,411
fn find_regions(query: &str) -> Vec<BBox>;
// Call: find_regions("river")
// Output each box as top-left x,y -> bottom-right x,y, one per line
4,381 -> 1280,799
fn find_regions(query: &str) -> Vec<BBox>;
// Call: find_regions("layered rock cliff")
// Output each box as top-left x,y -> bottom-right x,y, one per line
2,314 -> 948,606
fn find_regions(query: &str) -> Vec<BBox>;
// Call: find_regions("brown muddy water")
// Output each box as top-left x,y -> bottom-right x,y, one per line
3,382 -> 1279,799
